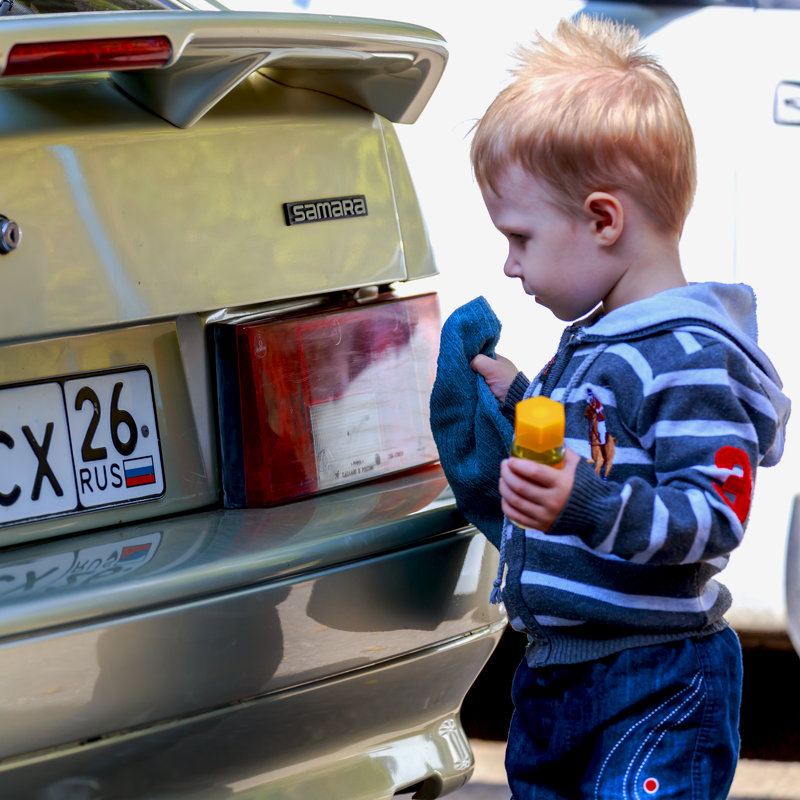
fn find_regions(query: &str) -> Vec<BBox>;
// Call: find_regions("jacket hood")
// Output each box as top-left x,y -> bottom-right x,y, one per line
583,282 -> 790,466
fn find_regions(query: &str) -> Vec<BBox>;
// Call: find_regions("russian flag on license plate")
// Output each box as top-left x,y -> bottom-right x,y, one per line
124,456 -> 156,488
120,543 -> 152,562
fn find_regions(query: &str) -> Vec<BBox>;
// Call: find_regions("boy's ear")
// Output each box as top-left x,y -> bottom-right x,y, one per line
584,192 -> 623,246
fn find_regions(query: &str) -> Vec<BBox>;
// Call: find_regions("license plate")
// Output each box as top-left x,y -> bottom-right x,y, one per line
0,368 -> 164,526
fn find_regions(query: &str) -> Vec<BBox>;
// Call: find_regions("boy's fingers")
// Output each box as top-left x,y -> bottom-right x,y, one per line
500,465 -> 538,502
499,475 -> 550,521
469,354 -> 491,373
499,475 -> 533,508
502,457 -> 553,488
505,449 -> 580,486
500,451 -> 579,532
470,353 -> 518,379
501,495 -> 553,531
471,354 -> 505,381
501,505 -> 534,530
501,497 -> 539,530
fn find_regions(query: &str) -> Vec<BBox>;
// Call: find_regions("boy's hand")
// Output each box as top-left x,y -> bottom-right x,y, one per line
500,448 -> 580,531
470,353 -> 518,402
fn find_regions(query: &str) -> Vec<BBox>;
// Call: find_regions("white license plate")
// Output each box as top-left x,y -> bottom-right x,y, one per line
0,368 -> 164,526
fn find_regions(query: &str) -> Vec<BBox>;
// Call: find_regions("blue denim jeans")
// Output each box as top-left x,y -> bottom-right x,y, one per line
504,627 -> 742,799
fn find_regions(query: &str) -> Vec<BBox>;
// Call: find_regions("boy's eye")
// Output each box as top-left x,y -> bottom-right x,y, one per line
508,233 -> 528,245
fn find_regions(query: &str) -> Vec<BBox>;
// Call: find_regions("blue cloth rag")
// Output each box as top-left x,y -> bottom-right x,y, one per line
429,296 -> 514,549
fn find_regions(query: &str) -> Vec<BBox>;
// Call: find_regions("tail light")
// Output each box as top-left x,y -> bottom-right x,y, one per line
3,37 -> 171,77
213,294 -> 441,507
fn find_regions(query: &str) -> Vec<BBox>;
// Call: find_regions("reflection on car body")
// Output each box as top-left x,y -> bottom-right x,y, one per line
0,531 -> 162,596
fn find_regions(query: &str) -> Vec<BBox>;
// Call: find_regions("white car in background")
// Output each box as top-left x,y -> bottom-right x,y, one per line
253,0 -> 799,646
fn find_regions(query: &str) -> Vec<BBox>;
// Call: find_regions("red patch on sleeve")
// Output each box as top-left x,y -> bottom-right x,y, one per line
712,446 -> 753,524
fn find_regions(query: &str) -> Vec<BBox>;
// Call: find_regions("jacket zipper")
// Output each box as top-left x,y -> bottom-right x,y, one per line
541,326 -> 585,396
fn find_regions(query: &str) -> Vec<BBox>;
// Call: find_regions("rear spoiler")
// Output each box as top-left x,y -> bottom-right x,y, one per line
0,11 -> 448,128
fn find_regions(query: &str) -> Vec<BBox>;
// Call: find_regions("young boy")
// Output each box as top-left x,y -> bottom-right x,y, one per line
429,15 -> 790,800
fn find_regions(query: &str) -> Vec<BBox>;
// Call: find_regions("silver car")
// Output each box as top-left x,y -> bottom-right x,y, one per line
0,2 -> 505,797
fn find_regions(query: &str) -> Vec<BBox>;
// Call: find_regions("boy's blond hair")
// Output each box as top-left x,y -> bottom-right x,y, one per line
471,16 -> 696,235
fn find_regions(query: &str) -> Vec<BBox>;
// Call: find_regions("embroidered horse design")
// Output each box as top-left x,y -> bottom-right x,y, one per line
585,389 -> 616,479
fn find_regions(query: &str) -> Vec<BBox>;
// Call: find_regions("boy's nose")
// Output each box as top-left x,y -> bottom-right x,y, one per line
504,255 -> 519,278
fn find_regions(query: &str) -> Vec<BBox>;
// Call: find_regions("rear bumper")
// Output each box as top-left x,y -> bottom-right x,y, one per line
0,623 -> 505,799
0,465 -> 505,796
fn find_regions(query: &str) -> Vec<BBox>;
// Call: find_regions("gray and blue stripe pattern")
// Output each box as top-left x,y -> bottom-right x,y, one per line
497,283 -> 789,665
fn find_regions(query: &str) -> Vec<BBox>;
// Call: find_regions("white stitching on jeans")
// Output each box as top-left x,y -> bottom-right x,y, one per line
593,671 -> 703,800
625,674 -> 704,800
632,693 -> 704,800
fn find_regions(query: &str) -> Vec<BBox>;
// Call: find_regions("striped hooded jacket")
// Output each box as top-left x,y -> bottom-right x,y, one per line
430,283 -> 790,666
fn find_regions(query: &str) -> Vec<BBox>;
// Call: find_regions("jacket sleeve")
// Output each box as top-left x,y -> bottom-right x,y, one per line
500,372 -> 530,423
550,337 -> 785,566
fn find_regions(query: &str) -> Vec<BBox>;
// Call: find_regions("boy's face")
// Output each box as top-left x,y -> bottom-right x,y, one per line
481,164 -> 620,321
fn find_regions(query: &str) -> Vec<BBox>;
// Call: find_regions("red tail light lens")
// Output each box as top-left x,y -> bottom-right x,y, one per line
213,294 -> 441,507
3,37 -> 171,77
